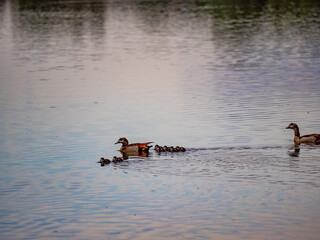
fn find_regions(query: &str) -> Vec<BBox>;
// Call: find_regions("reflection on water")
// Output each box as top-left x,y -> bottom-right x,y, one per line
1,0 -> 320,239
287,146 -> 301,157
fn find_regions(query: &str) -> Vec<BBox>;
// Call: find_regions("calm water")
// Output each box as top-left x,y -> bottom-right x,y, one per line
1,0 -> 320,239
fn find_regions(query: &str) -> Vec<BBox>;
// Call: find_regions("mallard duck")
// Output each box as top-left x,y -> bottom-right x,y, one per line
115,137 -> 153,154
286,123 -> 320,145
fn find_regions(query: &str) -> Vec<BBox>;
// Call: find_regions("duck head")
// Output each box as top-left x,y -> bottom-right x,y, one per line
286,123 -> 301,138
286,123 -> 297,129
115,137 -> 129,146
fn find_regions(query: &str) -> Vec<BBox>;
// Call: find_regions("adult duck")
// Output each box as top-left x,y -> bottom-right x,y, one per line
286,123 -> 320,145
115,137 -> 153,154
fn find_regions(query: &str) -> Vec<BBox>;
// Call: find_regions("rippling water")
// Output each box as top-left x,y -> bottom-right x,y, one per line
1,0 -> 320,239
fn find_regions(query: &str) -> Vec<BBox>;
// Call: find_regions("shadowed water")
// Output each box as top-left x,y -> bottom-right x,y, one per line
0,0 -> 320,239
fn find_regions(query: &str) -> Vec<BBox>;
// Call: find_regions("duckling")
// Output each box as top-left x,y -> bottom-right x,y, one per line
159,146 -> 165,152
115,137 -> 153,154
179,147 -> 186,152
99,157 -> 111,164
168,146 -> 174,152
154,145 -> 161,153
286,123 -> 320,145
174,146 -> 180,152
163,145 -> 168,151
112,156 -> 124,163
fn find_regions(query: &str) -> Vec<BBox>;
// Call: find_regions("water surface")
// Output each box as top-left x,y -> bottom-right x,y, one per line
0,0 -> 320,239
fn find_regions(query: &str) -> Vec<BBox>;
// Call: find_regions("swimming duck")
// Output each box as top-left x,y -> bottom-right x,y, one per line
154,145 -> 161,153
99,157 -> 111,166
112,156 -> 124,163
159,146 -> 166,152
115,137 -> 153,154
100,157 -> 111,164
286,123 -> 320,145
168,146 -> 174,152
153,144 -> 187,153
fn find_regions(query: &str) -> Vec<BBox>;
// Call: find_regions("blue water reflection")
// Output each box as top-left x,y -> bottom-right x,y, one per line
0,0 -> 320,239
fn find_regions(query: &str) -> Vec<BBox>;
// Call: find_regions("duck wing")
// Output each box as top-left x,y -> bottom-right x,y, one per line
128,142 -> 153,150
301,134 -> 320,143
301,134 -> 320,138
128,142 -> 153,146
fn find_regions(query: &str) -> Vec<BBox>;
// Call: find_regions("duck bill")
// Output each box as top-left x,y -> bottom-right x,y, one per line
115,141 -> 120,144
286,126 -> 292,129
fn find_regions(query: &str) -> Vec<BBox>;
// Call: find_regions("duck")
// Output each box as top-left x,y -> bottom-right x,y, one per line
99,157 -> 111,166
100,157 -> 111,164
286,123 -> 320,145
159,146 -> 166,152
154,145 -> 161,153
179,147 -> 186,152
112,156 -> 124,163
167,146 -> 174,152
153,144 -> 187,153
115,137 -> 153,154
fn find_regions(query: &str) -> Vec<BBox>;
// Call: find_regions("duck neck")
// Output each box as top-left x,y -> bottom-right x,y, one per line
293,126 -> 300,137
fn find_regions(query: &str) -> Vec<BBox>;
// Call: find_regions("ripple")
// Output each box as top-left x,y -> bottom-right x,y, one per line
1,0 -> 320,239
117,145 -> 320,184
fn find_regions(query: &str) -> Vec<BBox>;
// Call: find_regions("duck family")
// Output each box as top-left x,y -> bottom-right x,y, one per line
286,123 -> 320,145
99,138 -> 187,166
99,127 -> 320,166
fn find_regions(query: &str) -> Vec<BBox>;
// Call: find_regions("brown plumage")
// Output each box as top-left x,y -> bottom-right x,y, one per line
115,137 -> 153,154
286,123 -> 320,145
99,157 -> 111,166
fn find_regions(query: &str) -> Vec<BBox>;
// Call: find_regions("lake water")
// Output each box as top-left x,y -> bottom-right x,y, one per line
1,0 -> 320,239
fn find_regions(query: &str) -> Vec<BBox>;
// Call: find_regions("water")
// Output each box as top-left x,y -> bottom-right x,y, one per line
0,0 -> 320,239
